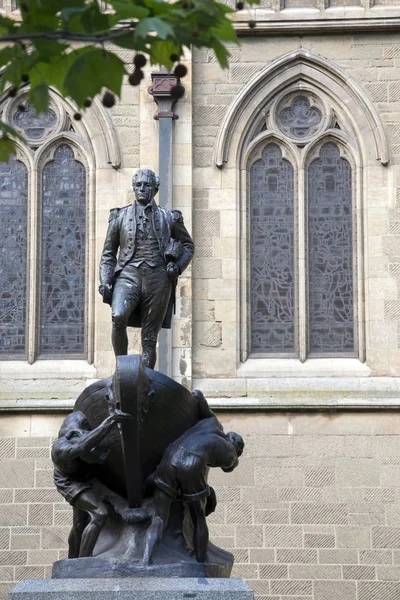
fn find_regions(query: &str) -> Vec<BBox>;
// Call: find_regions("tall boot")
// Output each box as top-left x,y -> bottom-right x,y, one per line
142,345 -> 156,369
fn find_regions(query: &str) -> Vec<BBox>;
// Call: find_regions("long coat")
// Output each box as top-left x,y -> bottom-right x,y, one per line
99,201 -> 194,329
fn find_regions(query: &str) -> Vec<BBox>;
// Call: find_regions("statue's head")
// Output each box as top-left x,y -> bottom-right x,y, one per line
132,169 -> 160,205
226,431 -> 244,457
58,411 -> 90,440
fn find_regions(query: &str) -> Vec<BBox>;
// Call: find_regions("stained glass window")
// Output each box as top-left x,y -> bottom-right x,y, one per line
250,144 -> 295,353
39,145 -> 86,356
308,142 -> 354,354
0,157 -> 28,356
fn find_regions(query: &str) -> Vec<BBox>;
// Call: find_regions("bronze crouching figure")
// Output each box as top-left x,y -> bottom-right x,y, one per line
52,410 -> 151,558
142,416 -> 244,565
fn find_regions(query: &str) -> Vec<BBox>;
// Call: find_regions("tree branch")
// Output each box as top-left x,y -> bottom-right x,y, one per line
0,24 -> 136,45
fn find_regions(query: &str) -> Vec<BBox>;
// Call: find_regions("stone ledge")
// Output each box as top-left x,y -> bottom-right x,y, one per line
0,361 -> 96,379
207,396 -> 400,411
3,393 -> 400,414
237,358 -> 371,378
233,16 -> 400,33
0,399 -> 75,412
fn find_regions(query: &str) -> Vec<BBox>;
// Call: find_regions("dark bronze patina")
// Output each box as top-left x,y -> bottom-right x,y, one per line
99,169 -> 194,369
51,355 -> 244,579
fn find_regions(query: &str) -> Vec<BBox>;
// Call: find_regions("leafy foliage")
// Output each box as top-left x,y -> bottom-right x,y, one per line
0,0 -> 258,160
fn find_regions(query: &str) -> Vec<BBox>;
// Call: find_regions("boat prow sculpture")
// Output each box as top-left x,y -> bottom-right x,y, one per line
51,354 -> 244,579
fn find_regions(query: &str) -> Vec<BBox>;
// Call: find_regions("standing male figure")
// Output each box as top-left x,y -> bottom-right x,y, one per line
99,169 -> 194,368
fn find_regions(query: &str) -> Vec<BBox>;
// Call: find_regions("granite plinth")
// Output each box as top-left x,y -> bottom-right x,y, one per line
9,577 -> 254,600
52,556 -> 232,579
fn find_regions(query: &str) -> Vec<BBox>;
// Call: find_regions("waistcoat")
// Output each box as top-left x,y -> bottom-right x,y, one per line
130,216 -> 165,267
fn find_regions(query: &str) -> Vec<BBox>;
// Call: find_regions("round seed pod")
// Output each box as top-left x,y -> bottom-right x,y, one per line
128,69 -> 144,86
133,54 -> 147,68
170,84 -> 185,99
102,91 -> 116,108
174,64 -> 187,78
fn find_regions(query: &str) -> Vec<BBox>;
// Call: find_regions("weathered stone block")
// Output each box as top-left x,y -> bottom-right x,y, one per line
358,581 -> 400,600
263,526 -> 303,549
291,503 -> 348,525
277,549 -> 317,564
314,580 -> 356,600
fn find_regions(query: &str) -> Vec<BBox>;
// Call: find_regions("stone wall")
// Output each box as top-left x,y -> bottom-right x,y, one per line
192,32 -> 400,388
2,411 -> 400,600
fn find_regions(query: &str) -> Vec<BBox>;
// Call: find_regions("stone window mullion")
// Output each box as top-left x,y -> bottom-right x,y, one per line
298,163 -> 307,362
27,165 -> 39,364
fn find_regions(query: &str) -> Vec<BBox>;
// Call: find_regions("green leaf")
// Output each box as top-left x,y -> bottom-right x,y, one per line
210,39 -> 229,69
30,81 -> 50,114
0,47 -> 17,69
24,0 -> 86,15
0,135 -> 16,162
28,56 -> 70,92
1,51 -> 30,90
109,0 -> 149,21
111,33 -> 137,50
60,6 -> 89,20
63,48 -> 126,106
0,14 -> 16,30
1,122 -> 25,143
135,17 -> 174,40
150,40 -> 180,68
211,19 -> 238,42
81,4 -> 110,33
32,40 -> 68,58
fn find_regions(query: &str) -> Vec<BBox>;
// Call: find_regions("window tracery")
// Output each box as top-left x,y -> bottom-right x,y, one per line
248,89 -> 357,359
13,103 -> 58,142
277,96 -> 322,141
0,95 -> 88,361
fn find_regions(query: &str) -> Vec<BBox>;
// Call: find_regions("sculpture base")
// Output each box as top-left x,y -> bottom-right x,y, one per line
52,556 -> 232,579
9,578 -> 254,600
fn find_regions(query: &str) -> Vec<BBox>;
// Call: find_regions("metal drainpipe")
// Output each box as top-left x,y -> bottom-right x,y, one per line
148,72 -> 183,377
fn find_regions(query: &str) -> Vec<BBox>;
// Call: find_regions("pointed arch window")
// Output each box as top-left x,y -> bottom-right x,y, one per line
248,92 -> 358,360
0,97 -> 89,362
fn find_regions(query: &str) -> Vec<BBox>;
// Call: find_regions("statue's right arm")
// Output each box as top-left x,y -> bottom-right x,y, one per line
212,437 -> 239,473
52,416 -> 117,463
99,210 -> 120,287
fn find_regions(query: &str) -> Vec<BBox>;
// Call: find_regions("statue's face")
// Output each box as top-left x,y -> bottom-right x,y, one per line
133,172 -> 155,205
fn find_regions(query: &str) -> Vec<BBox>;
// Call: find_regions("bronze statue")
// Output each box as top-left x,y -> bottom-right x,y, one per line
142,416 -> 244,565
52,409 -> 151,558
99,169 -> 194,368
51,355 -> 245,579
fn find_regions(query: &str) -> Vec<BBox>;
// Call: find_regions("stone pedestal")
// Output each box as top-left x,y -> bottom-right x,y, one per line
9,577 -> 254,600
